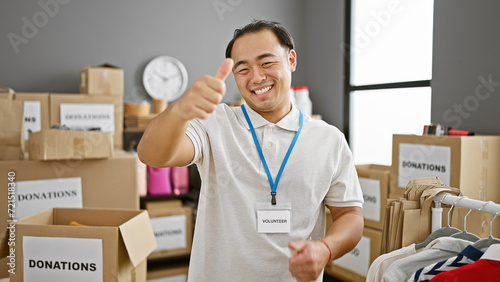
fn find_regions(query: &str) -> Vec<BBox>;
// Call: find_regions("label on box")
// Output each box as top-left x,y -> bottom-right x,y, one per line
23,236 -> 103,282
150,215 -> 187,251
60,103 -> 115,133
15,177 -> 83,220
398,143 -> 451,188
23,100 -> 42,140
333,236 -> 370,277
148,274 -> 187,282
359,177 -> 381,222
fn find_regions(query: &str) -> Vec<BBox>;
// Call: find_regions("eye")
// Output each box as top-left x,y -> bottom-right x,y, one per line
262,62 -> 273,67
237,68 -> 249,74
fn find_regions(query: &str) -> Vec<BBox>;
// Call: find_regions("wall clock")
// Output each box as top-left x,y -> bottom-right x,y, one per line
143,56 -> 188,102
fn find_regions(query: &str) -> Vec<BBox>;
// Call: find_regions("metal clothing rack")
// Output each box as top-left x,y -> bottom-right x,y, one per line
431,193 -> 500,232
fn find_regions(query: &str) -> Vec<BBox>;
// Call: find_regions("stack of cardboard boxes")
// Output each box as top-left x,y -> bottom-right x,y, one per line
326,133 -> 500,280
390,134 -> 500,239
144,199 -> 193,281
0,64 -> 161,281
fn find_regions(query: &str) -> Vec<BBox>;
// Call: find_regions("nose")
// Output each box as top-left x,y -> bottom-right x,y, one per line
250,67 -> 266,84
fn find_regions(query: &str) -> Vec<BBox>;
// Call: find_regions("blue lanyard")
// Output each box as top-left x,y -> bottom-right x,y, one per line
241,104 -> 303,205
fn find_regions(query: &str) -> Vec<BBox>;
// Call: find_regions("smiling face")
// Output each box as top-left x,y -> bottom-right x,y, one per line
230,30 -> 297,123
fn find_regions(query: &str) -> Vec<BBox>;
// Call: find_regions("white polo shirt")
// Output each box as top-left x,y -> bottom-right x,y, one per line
186,103 -> 363,282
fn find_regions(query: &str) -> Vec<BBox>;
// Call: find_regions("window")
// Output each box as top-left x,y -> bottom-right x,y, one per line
345,0 -> 434,165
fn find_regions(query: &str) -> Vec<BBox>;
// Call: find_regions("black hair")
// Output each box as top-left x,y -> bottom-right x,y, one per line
225,19 -> 295,58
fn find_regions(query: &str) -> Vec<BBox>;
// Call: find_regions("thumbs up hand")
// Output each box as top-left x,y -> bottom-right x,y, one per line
173,58 -> 234,121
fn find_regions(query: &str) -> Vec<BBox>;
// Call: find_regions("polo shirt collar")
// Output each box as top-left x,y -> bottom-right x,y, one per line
238,103 -> 301,132
481,244 -> 500,261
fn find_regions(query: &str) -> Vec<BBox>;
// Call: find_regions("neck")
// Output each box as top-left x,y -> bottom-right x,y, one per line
259,103 -> 292,123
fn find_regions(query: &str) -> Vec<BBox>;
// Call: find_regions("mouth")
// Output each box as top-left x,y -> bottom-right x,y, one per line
252,85 -> 273,97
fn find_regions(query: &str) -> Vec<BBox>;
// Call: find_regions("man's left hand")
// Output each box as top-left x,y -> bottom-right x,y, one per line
288,240 -> 330,282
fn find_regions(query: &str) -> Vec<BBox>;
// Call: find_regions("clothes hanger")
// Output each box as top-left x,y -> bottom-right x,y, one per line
450,196 -> 480,242
415,194 -> 462,250
472,205 -> 500,250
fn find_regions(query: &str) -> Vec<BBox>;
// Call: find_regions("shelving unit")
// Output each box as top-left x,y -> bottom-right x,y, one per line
124,128 -> 201,274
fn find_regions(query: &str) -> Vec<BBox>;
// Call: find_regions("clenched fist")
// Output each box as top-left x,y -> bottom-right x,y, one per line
173,58 -> 234,121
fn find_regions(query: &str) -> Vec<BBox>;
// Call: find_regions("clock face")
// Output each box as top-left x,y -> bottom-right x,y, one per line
143,56 -> 188,101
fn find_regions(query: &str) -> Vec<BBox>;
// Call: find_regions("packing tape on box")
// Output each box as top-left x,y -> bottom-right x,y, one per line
80,72 -> 86,89
480,137 -> 488,201
480,165 -> 487,201
100,69 -> 111,94
73,137 -> 84,158
481,137 -> 488,160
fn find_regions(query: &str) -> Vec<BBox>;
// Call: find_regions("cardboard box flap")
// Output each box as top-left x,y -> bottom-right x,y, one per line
17,207 -> 55,225
119,211 -> 157,266
29,129 -> 113,160
97,63 -> 120,69
82,63 -> 121,70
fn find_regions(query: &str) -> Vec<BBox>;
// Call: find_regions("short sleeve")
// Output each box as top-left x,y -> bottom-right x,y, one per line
185,118 -> 208,166
324,133 -> 364,208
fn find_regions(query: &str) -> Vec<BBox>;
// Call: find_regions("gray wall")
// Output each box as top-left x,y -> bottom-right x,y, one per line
0,0 -> 346,128
302,1 -> 345,128
431,0 -> 500,135
4,1 -> 498,135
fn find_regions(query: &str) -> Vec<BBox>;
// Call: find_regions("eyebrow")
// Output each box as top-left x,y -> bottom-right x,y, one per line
233,53 -> 278,70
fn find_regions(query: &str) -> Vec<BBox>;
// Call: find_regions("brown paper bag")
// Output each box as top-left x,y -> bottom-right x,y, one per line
0,96 -> 25,160
397,200 -> 420,249
0,87 -> 14,100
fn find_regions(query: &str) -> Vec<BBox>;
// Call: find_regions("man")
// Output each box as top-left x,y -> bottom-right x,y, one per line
138,20 -> 364,282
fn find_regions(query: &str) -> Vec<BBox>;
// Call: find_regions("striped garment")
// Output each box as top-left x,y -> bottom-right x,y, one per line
409,245 -> 484,282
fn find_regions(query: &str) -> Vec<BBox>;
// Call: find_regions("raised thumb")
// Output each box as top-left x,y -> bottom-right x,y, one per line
214,58 -> 234,81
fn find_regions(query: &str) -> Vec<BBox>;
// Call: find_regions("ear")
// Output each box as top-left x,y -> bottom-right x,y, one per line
288,49 -> 297,72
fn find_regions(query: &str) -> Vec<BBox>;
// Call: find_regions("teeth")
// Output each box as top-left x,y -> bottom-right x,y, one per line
254,86 -> 272,95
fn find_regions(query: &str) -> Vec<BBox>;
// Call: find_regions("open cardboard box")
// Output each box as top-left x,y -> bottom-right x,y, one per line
0,150 -> 140,259
49,93 -> 123,148
10,207 -> 156,282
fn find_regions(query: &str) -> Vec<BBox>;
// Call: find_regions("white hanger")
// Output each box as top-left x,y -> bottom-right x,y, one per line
450,196 -> 480,242
473,204 -> 500,250
416,194 -> 461,249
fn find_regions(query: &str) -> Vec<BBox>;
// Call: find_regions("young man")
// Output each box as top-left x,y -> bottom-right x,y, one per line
138,20 -> 364,282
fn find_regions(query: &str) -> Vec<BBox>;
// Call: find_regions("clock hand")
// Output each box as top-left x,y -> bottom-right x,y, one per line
155,70 -> 180,82
165,74 -> 180,80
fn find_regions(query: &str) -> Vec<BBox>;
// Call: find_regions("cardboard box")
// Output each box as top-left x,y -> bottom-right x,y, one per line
49,93 -> 123,148
10,207 -> 156,282
147,264 -> 188,281
0,150 -> 140,255
145,200 -> 193,260
325,210 -> 382,282
29,129 -> 113,160
80,64 -> 124,96
390,134 -> 500,203
0,256 -> 9,280
356,164 -> 390,230
13,93 -> 50,147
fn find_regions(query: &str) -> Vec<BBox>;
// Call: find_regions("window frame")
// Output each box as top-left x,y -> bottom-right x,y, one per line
343,0 -> 432,144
